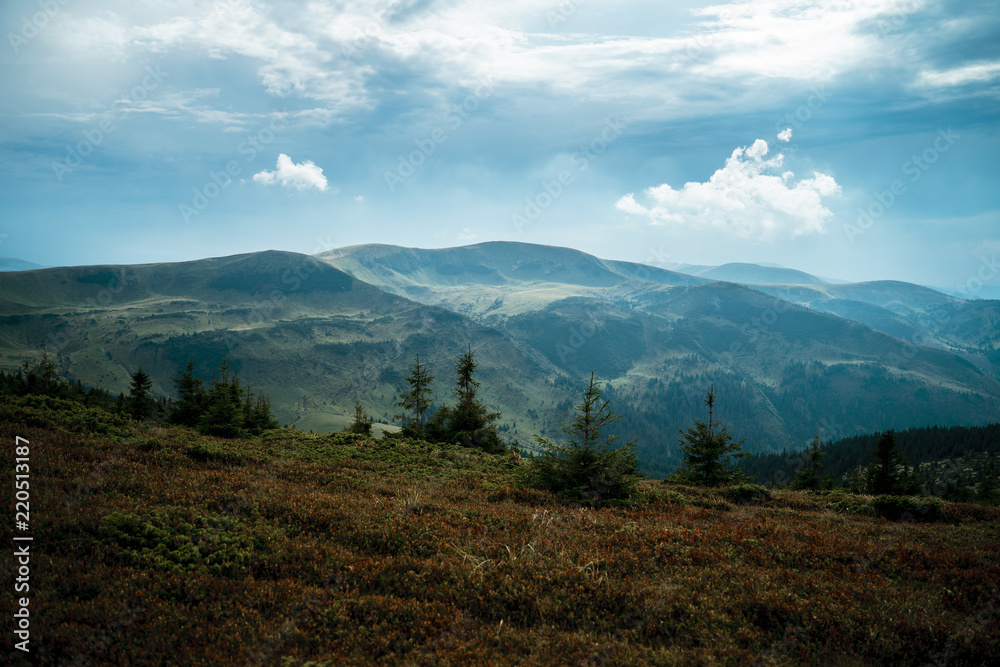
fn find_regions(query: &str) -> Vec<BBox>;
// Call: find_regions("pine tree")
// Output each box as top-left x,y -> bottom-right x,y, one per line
448,344 -> 502,450
241,383 -> 279,434
127,367 -> 156,421
866,430 -> 921,495
346,401 -> 373,436
170,359 -> 206,427
395,355 -> 434,438
792,435 -> 832,490
675,386 -> 747,486
199,360 -> 245,438
19,348 -> 62,396
521,372 -> 641,504
977,455 -> 999,505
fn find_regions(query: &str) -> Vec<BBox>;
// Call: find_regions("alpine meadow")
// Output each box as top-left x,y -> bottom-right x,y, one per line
2,0 -> 999,665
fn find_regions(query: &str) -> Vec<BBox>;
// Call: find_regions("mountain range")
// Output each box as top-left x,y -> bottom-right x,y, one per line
1,242 -> 998,477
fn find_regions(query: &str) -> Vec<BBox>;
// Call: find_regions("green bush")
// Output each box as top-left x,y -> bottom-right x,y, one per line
722,483 -> 772,505
871,495 -> 942,522
135,437 -> 164,452
184,442 -> 246,465
826,496 -> 874,516
100,510 -> 254,577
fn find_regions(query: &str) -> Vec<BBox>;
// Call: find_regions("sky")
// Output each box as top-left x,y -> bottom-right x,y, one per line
1,0 -> 998,293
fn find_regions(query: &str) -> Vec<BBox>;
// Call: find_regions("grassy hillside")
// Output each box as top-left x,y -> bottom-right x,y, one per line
0,251 -> 569,443
3,396 -> 999,665
2,245 -> 999,476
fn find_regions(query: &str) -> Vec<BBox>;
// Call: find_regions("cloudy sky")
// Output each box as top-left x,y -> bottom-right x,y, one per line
1,0 -> 998,291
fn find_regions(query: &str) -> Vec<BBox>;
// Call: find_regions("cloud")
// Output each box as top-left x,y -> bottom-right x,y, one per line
616,139 -> 840,240
777,128 -> 792,142
253,154 -> 328,191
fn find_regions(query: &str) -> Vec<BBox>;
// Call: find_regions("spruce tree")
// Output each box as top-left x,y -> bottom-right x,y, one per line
20,348 -> 62,396
127,367 -> 156,421
976,455 -> 999,505
522,372 -> 641,504
199,360 -> 245,438
346,401 -> 373,436
675,386 -> 747,486
866,430 -> 921,495
170,359 -> 206,427
448,344 -> 501,450
792,436 -> 832,490
395,354 -> 434,438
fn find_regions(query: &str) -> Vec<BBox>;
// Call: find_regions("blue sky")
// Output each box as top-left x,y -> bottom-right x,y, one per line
1,0 -> 998,292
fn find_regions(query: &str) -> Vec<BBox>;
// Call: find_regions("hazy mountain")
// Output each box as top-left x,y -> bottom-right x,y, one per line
0,251 -> 570,438
692,262 -> 827,285
2,243 -> 999,477
0,257 -> 45,272
318,242 -> 707,319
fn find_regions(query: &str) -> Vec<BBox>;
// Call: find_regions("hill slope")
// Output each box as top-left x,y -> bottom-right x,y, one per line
0,251 -> 568,438
3,244 -> 999,476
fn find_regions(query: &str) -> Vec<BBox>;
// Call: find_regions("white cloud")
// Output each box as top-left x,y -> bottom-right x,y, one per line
253,154 -> 328,191
916,61 -> 1000,88
777,128 -> 792,142
354,195 -> 365,203
616,139 -> 840,240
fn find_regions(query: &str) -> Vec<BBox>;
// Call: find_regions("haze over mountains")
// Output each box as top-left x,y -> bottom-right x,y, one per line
1,242 -> 998,477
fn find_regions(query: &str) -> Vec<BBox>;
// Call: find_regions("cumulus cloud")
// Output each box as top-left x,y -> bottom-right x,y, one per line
777,128 -> 792,142
615,139 -> 840,240
253,154 -> 328,191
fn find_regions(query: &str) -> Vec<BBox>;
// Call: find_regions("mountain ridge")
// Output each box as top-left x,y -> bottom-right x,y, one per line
2,243 -> 998,475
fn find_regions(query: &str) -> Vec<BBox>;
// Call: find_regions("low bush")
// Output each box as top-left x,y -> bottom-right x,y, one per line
871,495 -> 943,522
722,483 -> 772,505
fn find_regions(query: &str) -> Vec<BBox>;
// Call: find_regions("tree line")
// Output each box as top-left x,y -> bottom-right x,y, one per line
1,351 -> 279,438
8,347 -> 997,506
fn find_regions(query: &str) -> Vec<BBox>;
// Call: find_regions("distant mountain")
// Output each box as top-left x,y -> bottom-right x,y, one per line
318,242 -> 707,319
318,242 -> 1000,473
0,251 -> 570,439
0,257 -> 45,272
693,262 -> 827,285
2,243 -> 999,477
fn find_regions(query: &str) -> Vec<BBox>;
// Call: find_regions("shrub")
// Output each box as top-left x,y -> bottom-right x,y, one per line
871,495 -> 942,522
722,483 -> 772,505
100,510 -> 254,577
185,442 -> 246,465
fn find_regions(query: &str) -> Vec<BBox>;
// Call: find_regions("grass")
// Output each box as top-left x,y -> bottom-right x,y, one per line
2,394 -> 998,665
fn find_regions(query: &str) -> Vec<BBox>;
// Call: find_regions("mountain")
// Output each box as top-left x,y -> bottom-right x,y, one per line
318,242 -> 707,320
2,243 -> 999,477
0,250 -> 570,438
318,242 -> 1000,473
0,257 -> 45,272
692,262 -> 827,285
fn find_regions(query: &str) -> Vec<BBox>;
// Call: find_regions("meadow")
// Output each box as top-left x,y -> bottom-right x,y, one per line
2,394 -> 998,666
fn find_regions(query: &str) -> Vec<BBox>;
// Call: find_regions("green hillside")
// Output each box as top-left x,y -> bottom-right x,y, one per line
2,244 -> 999,478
